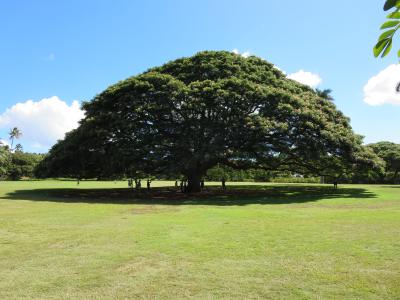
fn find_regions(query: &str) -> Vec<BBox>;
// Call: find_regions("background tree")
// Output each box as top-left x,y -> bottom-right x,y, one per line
8,152 -> 44,180
14,144 -> 23,153
374,0 -> 400,58
368,141 -> 400,183
315,89 -> 334,101
9,127 -> 22,150
39,51 -> 375,192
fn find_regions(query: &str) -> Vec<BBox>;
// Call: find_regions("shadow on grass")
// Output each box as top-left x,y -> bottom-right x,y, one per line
1,185 -> 377,206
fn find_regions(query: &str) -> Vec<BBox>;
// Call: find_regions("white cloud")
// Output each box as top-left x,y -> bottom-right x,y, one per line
232,49 -> 251,58
287,70 -> 322,88
0,96 -> 85,151
231,51 -> 320,86
0,139 -> 10,147
241,51 -> 251,58
363,64 -> 400,106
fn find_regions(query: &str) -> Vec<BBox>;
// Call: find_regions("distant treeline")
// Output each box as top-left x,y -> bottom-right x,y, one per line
205,165 -> 320,183
0,147 -> 44,180
1,141 -> 399,184
211,141 -> 400,184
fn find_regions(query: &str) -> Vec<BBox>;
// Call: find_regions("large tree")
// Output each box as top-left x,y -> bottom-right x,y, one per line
39,51 -> 376,192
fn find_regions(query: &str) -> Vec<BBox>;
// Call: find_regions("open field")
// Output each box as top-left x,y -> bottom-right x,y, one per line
0,181 -> 399,299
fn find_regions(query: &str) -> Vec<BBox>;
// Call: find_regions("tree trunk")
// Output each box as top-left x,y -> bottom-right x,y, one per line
393,169 -> 399,184
186,172 -> 202,193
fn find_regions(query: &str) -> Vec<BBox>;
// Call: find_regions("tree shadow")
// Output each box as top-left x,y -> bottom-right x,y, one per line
1,185 -> 377,206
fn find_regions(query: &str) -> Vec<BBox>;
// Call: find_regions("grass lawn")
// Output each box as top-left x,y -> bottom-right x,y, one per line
0,180 -> 399,299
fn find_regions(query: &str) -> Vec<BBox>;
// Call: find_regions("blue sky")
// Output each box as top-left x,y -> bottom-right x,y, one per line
0,0 -> 399,152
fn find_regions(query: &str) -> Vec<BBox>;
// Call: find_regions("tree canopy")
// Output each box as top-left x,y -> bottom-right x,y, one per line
0,146 -> 10,177
368,141 -> 400,182
315,89 -> 334,101
38,51 -> 379,192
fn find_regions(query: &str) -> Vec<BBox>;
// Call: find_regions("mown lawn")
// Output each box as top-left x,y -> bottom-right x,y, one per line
0,180 -> 399,299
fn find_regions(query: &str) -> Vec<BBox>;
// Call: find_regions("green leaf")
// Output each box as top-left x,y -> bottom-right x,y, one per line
384,0 -> 398,11
397,49 -> 400,57
381,39 -> 393,57
380,20 -> 400,29
373,40 -> 389,57
387,11 -> 400,19
373,39 -> 391,57
378,29 -> 396,41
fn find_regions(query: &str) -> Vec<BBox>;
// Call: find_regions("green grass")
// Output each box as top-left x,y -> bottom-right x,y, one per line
0,180 -> 399,299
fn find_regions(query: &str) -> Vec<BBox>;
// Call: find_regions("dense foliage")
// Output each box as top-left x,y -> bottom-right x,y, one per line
38,51 -> 380,192
0,145 -> 43,180
205,164 -> 319,183
8,151 -> 44,180
0,146 -> 10,177
365,142 -> 399,183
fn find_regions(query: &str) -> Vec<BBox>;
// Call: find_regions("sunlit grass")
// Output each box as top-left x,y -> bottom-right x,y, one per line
0,181 -> 399,299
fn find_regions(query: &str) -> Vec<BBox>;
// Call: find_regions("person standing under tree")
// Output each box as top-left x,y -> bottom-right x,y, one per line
183,180 -> 187,193
135,179 -> 141,190
147,179 -> 151,191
